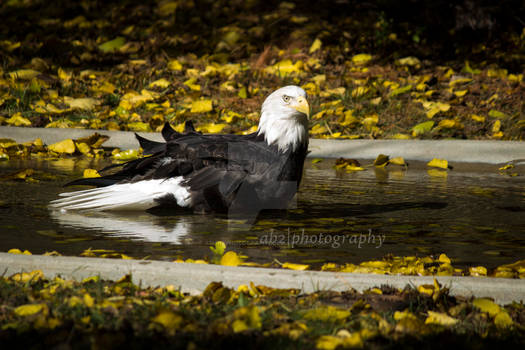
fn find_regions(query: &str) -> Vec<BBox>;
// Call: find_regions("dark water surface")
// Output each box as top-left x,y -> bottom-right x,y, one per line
1,158 -> 524,268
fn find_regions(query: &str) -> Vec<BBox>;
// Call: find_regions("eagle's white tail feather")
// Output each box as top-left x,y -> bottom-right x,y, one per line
50,178 -> 191,211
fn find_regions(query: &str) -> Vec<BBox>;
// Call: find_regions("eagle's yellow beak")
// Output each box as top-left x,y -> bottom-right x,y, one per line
291,96 -> 310,119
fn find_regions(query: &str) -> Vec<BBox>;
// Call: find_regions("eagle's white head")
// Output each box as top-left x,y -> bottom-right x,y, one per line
257,85 -> 310,152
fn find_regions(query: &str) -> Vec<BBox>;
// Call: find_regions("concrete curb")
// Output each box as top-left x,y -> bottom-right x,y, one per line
1,253 -> 524,305
1,126 -> 524,164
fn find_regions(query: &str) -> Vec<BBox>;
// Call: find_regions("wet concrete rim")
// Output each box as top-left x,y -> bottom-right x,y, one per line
1,253 -> 524,305
1,126 -> 524,164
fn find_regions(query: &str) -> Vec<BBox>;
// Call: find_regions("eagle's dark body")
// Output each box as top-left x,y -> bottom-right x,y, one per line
65,122 -> 307,214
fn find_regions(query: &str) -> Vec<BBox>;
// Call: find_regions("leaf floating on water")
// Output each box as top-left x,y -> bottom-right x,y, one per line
373,154 -> 389,167
112,149 -> 141,161
210,241 -> 226,255
48,139 -> 76,154
389,157 -> 406,166
427,158 -> 448,169
282,262 -> 309,271
83,169 -> 100,178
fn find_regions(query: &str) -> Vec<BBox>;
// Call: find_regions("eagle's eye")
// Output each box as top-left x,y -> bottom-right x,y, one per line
282,95 -> 291,103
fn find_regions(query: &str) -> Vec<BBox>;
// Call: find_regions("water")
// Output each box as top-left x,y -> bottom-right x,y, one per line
1,158 -> 524,268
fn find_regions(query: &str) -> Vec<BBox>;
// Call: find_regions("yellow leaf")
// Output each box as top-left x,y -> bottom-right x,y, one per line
168,59 -> 183,71
127,122 -> 151,132
492,120 -> 501,133
498,163 -> 514,171
438,119 -> 463,129
191,99 -> 213,113
57,67 -> 72,82
389,157 -> 406,165
242,125 -> 258,135
220,251 -> 241,266
310,124 -> 327,134
266,59 -> 304,76
98,37 -> 125,53
152,311 -> 183,329
14,303 -> 48,317
494,311 -> 513,328
351,53 -> 372,65
373,154 -> 389,166
309,38 -> 322,53
454,89 -> 468,97
438,253 -> 451,264
303,306 -> 350,322
316,335 -> 343,350
469,266 -> 487,276
198,123 -> 227,133
149,78 -> 170,88
473,298 -> 501,317
83,293 -> 95,307
412,121 -> 435,136
351,86 -> 369,97
112,149 -> 141,161
470,114 -> 485,123
8,69 -> 40,80
397,56 -> 421,67
392,133 -> 411,140
418,284 -> 435,296
346,165 -> 365,171
362,114 -> 378,130
232,320 -> 249,333
157,1 -> 178,16
427,158 -> 448,169
6,112 -> 32,126
48,139 -> 76,154
425,311 -> 458,326
8,248 -> 32,255
64,97 -> 99,110
282,262 -> 309,271
390,85 -> 412,97
83,169 -> 100,178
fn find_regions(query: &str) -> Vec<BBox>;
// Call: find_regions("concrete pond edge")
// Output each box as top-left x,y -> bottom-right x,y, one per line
1,126 -> 524,164
1,253 -> 524,305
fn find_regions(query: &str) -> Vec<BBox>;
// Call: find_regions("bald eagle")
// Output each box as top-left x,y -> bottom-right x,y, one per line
50,86 -> 310,214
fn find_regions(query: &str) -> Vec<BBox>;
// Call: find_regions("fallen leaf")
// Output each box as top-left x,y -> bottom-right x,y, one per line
191,99 -> 213,113
309,38 -> 322,53
425,311 -> 458,326
473,298 -> 501,317
282,262 -> 309,270
48,139 -> 76,154
220,251 -> 241,266
351,53 -> 372,65
99,37 -> 126,53
427,158 -> 448,169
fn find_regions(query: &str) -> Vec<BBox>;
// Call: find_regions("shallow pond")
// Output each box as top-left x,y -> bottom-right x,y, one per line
1,158 -> 524,268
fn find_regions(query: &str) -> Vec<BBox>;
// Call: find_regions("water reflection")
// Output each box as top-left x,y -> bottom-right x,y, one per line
49,210 -> 195,243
